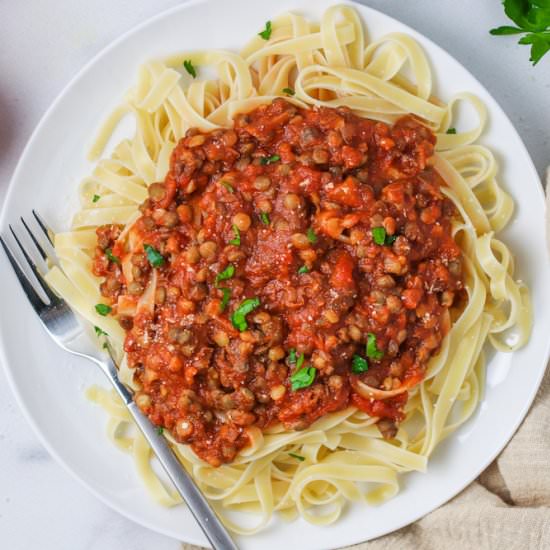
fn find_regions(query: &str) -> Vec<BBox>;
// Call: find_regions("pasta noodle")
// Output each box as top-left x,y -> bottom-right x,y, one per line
45,5 -> 532,534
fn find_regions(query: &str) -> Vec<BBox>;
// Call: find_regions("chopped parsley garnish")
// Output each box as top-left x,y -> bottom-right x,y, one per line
215,264 -> 235,286
105,248 -> 120,264
372,227 -> 397,246
372,227 -> 387,245
260,154 -> 280,165
229,224 -> 241,246
306,227 -> 318,243
221,180 -> 234,193
290,365 -> 316,391
366,333 -> 384,360
95,303 -> 112,316
296,353 -> 305,370
351,354 -> 369,374
102,342 -> 109,350
288,348 -> 297,364
288,452 -> 305,461
446,127 -> 457,134
298,265 -> 309,274
92,194 -> 100,203
260,212 -> 270,225
231,297 -> 261,331
144,244 -> 165,268
157,426 -> 164,436
282,87 -> 295,96
220,287 -> 231,312
94,326 -> 108,337
183,59 -> 197,78
258,20 -> 272,40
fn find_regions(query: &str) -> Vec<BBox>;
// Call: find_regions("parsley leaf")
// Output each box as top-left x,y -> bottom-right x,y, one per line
220,287 -> 231,312
95,303 -> 112,316
282,87 -> 295,96
157,426 -> 164,436
260,154 -> 280,165
490,1 -> 550,65
306,227 -> 318,243
183,59 -> 197,78
296,353 -> 305,370
231,297 -> 260,331
366,333 -> 384,360
351,354 -> 369,374
215,264 -> 235,286
290,365 -> 316,391
372,227 -> 397,246
372,227 -> 386,245
92,194 -> 100,203
105,248 -> 120,264
446,127 -> 457,134
94,326 -> 108,337
288,452 -> 305,461
144,244 -> 164,268
258,20 -> 272,40
229,224 -> 241,246
298,265 -> 309,274
260,212 -> 270,225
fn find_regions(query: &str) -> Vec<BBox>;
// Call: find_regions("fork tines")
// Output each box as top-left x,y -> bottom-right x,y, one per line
0,213 -> 59,311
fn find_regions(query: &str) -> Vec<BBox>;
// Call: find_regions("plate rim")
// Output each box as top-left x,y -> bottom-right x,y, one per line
1,0 -> 549,548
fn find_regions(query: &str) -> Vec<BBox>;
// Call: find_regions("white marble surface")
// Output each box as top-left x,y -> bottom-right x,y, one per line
0,1 -> 549,549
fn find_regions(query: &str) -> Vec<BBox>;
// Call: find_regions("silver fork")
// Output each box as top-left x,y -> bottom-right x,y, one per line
0,212 -> 238,550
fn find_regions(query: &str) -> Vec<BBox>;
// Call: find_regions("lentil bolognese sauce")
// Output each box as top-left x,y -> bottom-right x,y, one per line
92,98 -> 463,467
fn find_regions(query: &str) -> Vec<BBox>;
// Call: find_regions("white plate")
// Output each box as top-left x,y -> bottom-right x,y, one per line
1,0 -> 549,548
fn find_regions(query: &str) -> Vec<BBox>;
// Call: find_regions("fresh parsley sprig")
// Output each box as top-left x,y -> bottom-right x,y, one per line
490,0 -> 550,65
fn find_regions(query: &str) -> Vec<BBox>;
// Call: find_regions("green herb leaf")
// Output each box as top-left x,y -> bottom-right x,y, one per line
215,264 -> 235,286
490,25 -> 525,35
372,227 -> 386,245
95,303 -> 112,316
258,20 -> 272,40
260,154 -> 280,165
290,365 -> 316,391
366,333 -> 384,360
92,194 -> 100,203
102,342 -> 109,350
372,226 -> 397,246
231,297 -> 261,331
183,59 -> 197,78
282,87 -> 295,96
260,212 -> 270,225
519,32 -> 550,64
351,354 -> 369,374
144,244 -> 165,268
229,224 -> 241,246
306,227 -> 318,243
288,452 -> 305,461
221,180 -> 234,193
105,247 -> 120,264
446,127 -> 457,134
298,265 -> 309,274
157,426 -> 164,436
490,1 -> 550,64
94,326 -> 108,337
288,348 -> 297,364
296,353 -> 305,370
220,287 -> 231,312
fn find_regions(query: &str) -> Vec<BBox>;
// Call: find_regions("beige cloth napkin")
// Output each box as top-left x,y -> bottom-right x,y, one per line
182,169 -> 550,550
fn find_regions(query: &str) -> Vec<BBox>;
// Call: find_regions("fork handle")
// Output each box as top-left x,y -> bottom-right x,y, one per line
103,357 -> 239,550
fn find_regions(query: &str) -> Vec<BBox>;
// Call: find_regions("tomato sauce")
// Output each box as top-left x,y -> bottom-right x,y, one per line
93,99 -> 463,466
